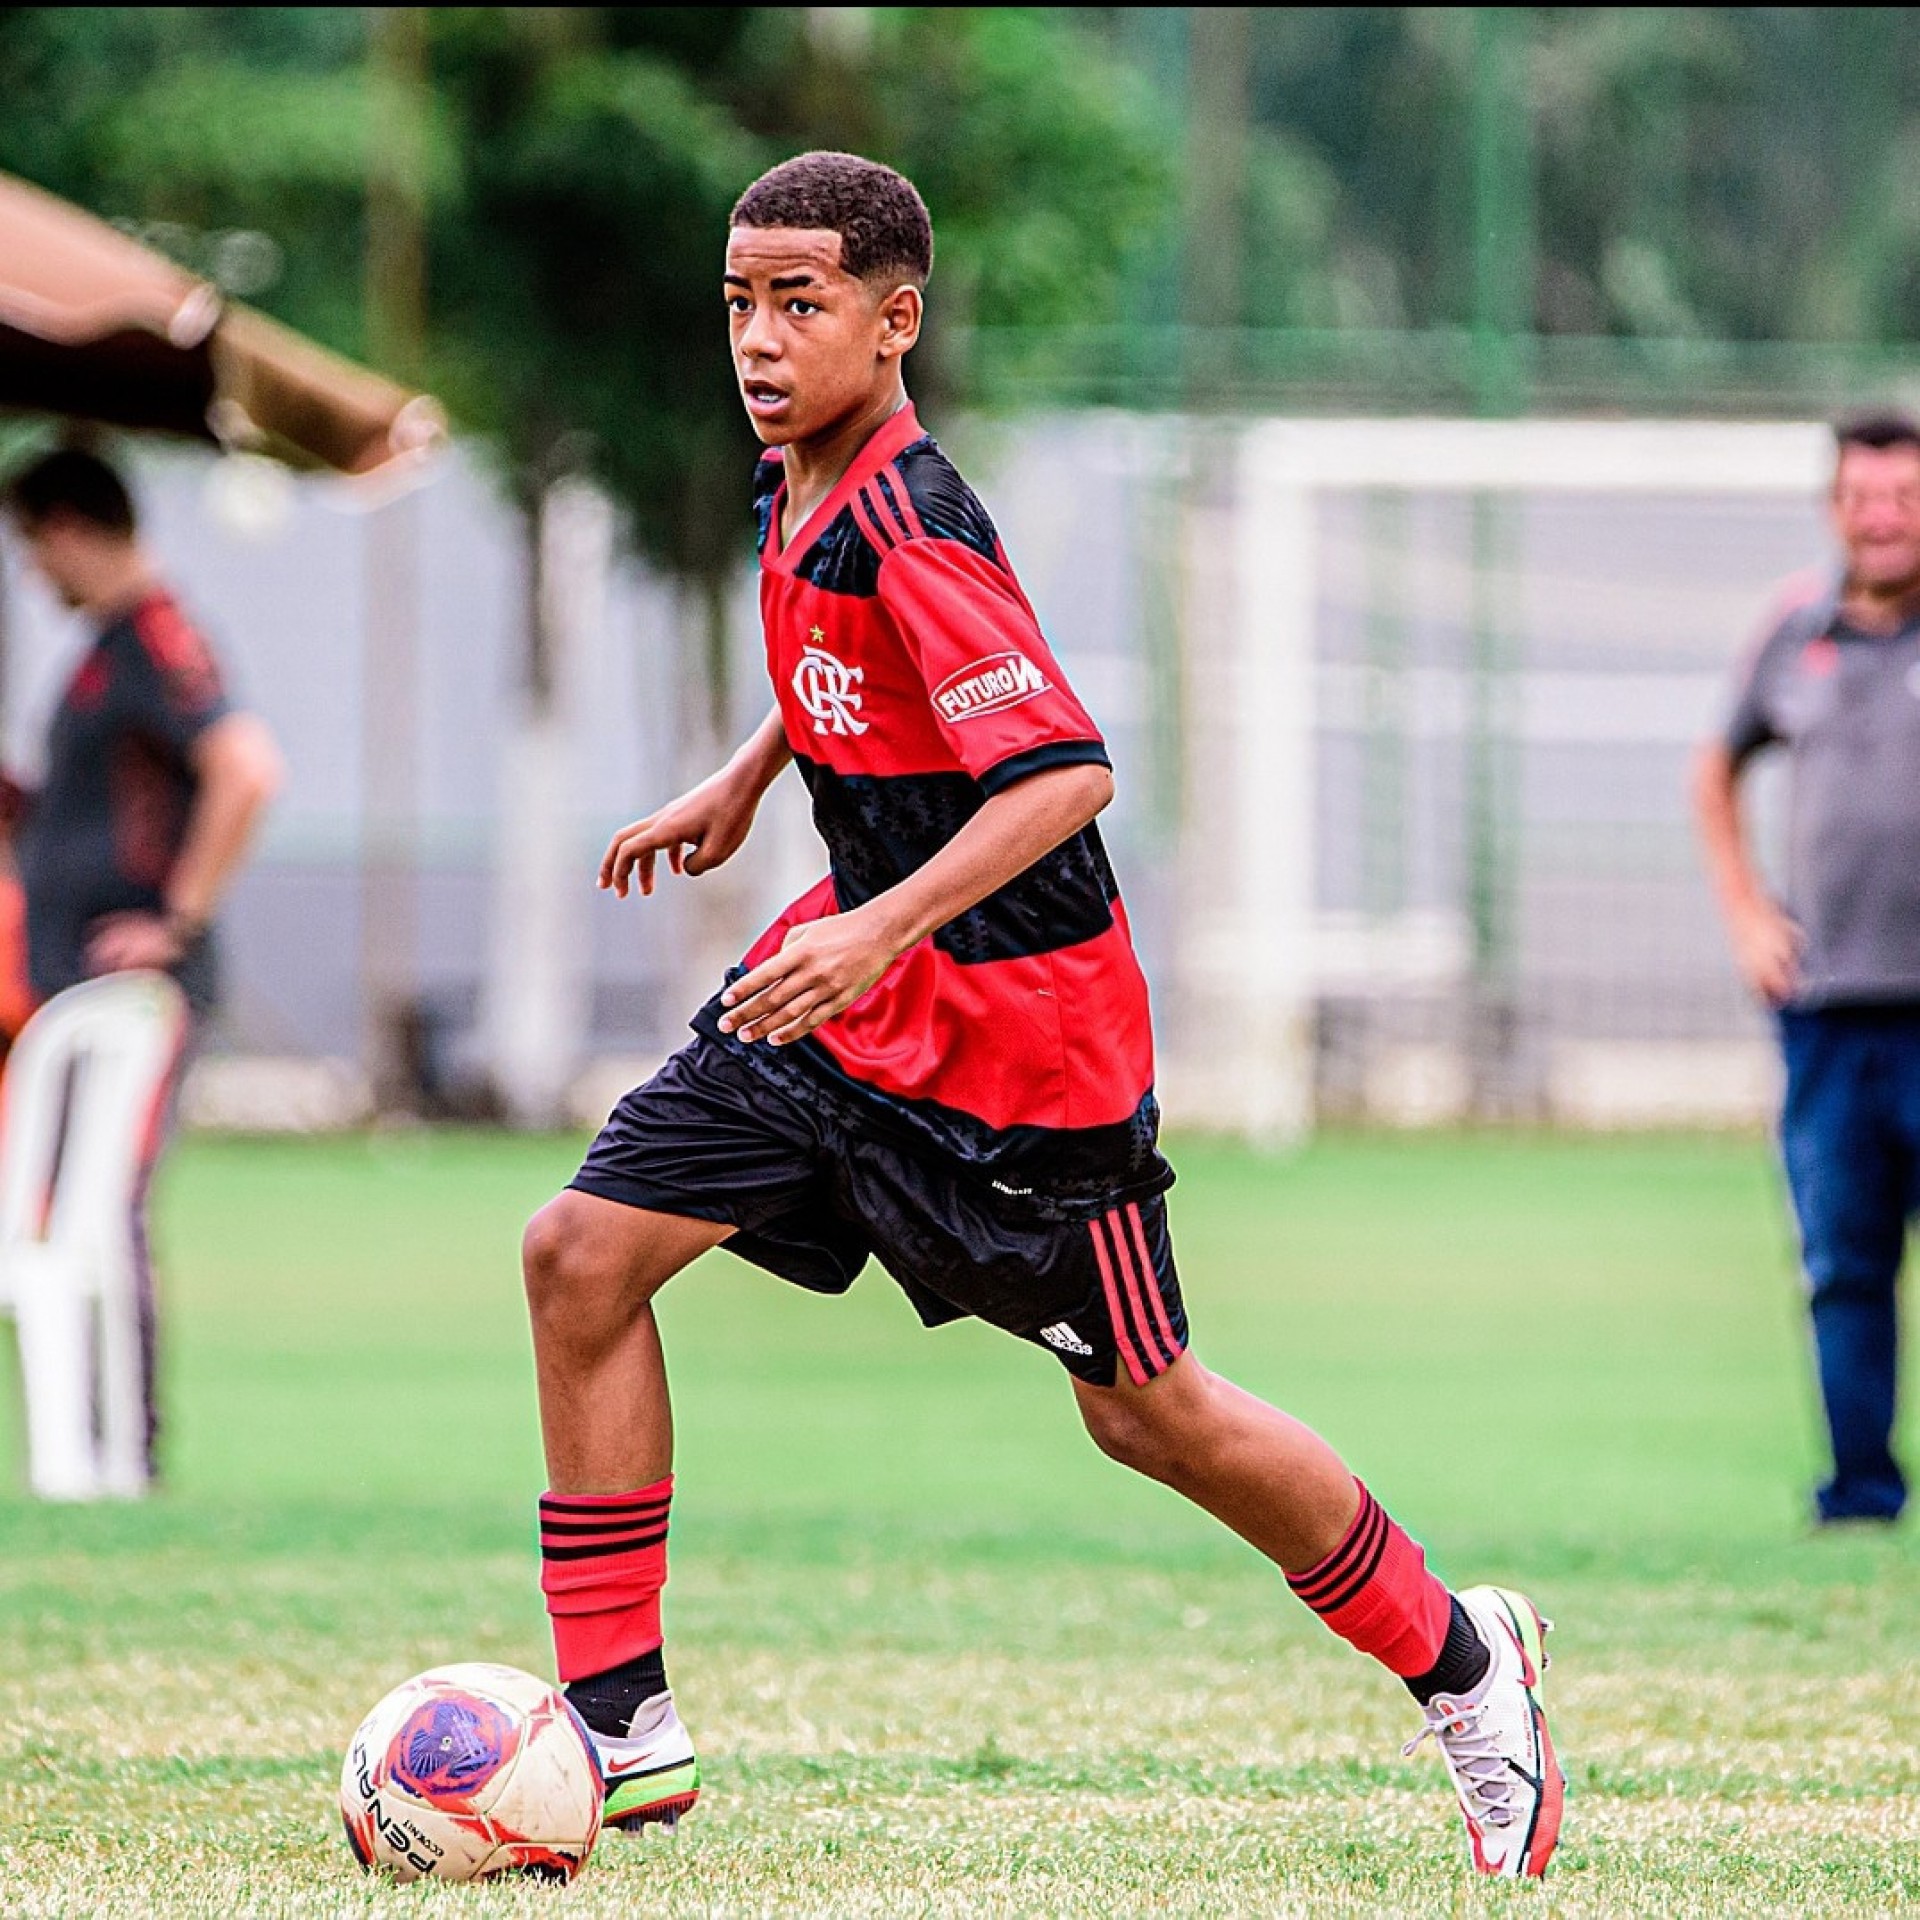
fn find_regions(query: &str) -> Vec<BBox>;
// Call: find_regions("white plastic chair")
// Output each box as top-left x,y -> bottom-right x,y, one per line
0,971 -> 189,1499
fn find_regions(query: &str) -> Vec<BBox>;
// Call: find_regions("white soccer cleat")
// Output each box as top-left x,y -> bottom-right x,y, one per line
1402,1585 -> 1564,1877
586,1690 -> 701,1832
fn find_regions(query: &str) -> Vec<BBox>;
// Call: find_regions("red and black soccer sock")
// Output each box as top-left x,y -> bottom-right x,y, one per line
564,1645 -> 670,1739
538,1477 -> 674,1736
1284,1481 -> 1490,1704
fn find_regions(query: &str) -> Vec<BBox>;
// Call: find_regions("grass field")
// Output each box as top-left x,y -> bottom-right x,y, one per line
2,1128 -> 1918,1917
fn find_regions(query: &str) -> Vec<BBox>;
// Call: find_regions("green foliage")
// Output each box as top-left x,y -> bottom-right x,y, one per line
0,9 -> 382,362
1201,6 -> 1920,349
428,5 -> 1174,577
14,8 -> 1920,526
0,6 -> 1174,586
862,9 -> 1177,335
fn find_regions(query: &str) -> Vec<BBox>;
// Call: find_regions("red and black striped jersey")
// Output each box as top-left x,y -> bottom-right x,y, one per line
693,404 -> 1169,1210
17,588 -> 230,1012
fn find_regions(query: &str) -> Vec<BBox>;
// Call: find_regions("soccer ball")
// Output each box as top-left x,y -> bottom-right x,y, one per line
340,1662 -> 603,1882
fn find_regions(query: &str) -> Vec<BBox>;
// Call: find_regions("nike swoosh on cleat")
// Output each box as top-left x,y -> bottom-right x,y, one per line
1498,1617 -> 1539,1688
602,1756 -> 687,1782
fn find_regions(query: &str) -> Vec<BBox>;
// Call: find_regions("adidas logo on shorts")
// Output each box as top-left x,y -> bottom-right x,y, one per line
1039,1322 -> 1094,1356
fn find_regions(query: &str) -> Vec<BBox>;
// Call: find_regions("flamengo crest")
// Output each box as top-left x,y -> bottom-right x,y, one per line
792,640 -> 868,736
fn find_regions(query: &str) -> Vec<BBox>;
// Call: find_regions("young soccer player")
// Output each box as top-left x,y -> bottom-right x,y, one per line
523,151 -> 1564,1877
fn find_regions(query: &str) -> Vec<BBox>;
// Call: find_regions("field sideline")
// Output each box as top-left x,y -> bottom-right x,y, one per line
2,1129 -> 1917,1916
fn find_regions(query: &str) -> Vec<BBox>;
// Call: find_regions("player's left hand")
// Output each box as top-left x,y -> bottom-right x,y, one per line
85,911 -> 186,974
716,910 -> 899,1046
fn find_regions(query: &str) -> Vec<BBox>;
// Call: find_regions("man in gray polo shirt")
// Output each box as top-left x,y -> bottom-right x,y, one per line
1694,410 -> 1920,1525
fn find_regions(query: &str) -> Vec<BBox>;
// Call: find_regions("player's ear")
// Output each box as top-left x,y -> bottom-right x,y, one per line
875,283 -> 922,362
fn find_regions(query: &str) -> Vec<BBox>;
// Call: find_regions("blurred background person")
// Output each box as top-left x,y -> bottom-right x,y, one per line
2,446 -> 283,1481
1694,411 -> 1920,1527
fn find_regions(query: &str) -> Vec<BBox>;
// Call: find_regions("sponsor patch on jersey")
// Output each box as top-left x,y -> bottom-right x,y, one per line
932,651 -> 1051,724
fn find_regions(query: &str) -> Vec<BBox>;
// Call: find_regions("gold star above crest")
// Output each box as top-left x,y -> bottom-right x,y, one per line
809,625 -> 826,645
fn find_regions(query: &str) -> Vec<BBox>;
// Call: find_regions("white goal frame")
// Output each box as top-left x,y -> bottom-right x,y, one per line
1169,417 -> 1831,1142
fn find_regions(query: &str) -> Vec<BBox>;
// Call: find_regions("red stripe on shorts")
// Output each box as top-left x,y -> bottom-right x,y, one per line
1126,1201 -> 1182,1362
1107,1207 -> 1173,1375
1088,1212 -> 1149,1385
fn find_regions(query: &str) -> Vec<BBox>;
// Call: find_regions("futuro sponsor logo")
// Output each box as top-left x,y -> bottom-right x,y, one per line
932,651 -> 1051,724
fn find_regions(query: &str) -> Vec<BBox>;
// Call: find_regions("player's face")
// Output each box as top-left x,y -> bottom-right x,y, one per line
724,226 -> 920,446
12,515 -> 92,610
1832,443 -> 1920,593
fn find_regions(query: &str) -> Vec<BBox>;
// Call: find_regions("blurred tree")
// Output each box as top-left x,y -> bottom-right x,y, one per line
426,6 -> 1171,720
0,7 -> 1171,617
13,7 -> 1920,395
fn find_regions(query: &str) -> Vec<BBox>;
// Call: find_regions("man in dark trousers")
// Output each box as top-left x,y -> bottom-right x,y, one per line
3,447 -> 282,1480
1695,411 -> 1920,1525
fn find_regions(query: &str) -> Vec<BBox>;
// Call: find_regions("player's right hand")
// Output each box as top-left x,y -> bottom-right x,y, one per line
1730,896 -> 1801,1005
599,769 -> 758,897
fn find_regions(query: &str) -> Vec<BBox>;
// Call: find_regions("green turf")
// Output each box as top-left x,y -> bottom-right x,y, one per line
3,1129 -> 1918,1915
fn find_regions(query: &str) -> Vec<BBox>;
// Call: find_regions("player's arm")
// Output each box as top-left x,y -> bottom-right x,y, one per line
719,759 -> 1114,1046
87,712 -> 285,971
1690,739 -> 1799,1004
601,705 -> 793,897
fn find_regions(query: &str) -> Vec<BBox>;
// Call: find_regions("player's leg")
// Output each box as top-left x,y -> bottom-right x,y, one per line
1051,1198 -> 1555,1876
522,1034 -> 858,1830
1779,1009 -> 1908,1523
1072,1355 -> 1485,1686
523,1190 -> 725,1492
129,1014 -> 194,1485
844,1148 -> 1561,1875
522,1191 -> 725,1829
1072,1348 -> 1559,1876
129,1172 -> 162,1482
1069,1350 -> 1356,1565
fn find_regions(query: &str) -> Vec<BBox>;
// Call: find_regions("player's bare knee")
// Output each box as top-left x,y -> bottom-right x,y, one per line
520,1200 -> 607,1327
522,1195 -> 684,1345
1078,1383 -> 1177,1480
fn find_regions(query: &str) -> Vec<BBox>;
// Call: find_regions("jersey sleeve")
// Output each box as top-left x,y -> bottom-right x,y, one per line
875,537 -> 1109,793
122,599 -> 231,756
1723,649 -> 1779,766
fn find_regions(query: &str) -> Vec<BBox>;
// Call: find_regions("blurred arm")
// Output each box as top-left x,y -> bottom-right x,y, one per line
89,711 -> 283,975
167,712 -> 285,932
1691,740 -> 1798,1004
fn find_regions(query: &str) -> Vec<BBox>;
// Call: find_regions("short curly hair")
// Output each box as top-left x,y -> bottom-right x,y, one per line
731,151 -> 933,287
5,447 -> 137,535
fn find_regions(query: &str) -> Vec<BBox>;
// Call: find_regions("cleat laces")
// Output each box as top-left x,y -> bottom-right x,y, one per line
1403,1700 -> 1521,1828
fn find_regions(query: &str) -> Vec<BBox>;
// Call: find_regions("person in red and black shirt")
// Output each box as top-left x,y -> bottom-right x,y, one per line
4,448 -> 283,1476
522,153 -> 1564,1875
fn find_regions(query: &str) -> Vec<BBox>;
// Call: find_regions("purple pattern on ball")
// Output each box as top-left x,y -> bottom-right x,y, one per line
388,1694 -> 518,1803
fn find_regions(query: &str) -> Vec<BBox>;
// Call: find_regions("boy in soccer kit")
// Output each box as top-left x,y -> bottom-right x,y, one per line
524,152 -> 1564,1877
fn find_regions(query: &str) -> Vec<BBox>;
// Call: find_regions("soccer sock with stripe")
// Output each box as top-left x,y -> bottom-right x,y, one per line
539,1477 -> 674,1734
1284,1481 -> 1489,1699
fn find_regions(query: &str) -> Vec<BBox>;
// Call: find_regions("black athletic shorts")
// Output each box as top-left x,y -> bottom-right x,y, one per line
570,1034 -> 1189,1388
